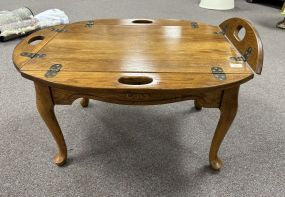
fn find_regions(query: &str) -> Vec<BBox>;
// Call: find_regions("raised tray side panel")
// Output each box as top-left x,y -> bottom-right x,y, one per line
219,18 -> 263,74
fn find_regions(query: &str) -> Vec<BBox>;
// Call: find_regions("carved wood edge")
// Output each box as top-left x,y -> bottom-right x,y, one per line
219,17 -> 264,74
50,87 -> 223,108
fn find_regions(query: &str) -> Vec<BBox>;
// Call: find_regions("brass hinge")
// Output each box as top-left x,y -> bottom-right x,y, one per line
214,30 -> 226,35
191,22 -> 199,29
230,47 -> 253,62
44,64 -> 62,78
211,67 -> 226,80
214,24 -> 228,35
243,47 -> 253,61
20,52 -> 46,59
50,27 -> 67,32
85,21 -> 94,28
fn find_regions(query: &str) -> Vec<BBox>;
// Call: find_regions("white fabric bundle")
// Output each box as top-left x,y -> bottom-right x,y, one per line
35,9 -> 69,28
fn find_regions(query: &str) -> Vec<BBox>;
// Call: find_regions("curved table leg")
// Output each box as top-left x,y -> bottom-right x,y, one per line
80,98 -> 89,108
194,99 -> 202,110
35,83 -> 67,166
209,87 -> 239,170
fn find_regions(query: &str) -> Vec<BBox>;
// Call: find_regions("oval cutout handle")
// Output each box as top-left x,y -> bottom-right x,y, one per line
28,36 -> 45,45
234,26 -> 246,42
118,76 -> 153,85
132,19 -> 153,24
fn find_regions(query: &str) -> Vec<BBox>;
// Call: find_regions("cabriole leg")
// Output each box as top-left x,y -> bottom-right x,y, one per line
80,98 -> 89,108
209,86 -> 239,170
194,99 -> 202,110
35,83 -> 67,166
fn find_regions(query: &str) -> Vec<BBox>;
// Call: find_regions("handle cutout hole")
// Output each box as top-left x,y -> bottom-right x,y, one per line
132,19 -> 153,24
118,76 -> 153,85
234,26 -> 246,42
28,36 -> 44,45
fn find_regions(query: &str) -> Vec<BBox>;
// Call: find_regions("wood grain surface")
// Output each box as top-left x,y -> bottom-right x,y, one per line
13,18 -> 259,91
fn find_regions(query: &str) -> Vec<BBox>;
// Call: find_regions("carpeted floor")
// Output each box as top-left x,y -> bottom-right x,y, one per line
0,0 -> 284,196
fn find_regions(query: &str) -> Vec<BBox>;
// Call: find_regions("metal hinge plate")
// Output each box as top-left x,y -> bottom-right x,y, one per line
214,31 -> 225,35
230,47 -> 253,62
243,47 -> 253,61
214,25 -> 228,35
211,67 -> 226,81
230,56 -> 244,62
44,64 -> 62,78
20,52 -> 46,59
85,21 -> 94,28
191,22 -> 199,29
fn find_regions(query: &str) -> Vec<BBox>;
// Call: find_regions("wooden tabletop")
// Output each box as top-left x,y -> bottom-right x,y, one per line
13,19 -> 258,91
12,18 -> 264,169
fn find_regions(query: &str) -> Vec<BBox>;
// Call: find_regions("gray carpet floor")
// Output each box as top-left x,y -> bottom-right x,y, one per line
0,0 -> 284,196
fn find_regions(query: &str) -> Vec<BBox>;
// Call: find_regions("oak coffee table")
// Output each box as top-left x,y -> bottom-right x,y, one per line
13,18 -> 263,170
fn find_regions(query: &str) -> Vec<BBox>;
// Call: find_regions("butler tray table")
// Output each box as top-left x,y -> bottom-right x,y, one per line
13,18 -> 263,170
